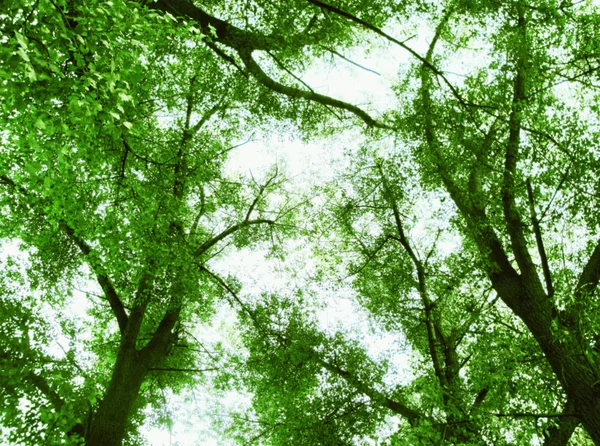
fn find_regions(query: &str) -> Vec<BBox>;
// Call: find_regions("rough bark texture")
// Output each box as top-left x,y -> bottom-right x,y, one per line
86,345 -> 148,446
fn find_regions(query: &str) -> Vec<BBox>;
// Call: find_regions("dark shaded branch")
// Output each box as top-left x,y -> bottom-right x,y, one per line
60,223 -> 129,336
238,48 -> 392,129
205,41 -> 248,77
245,169 -> 279,222
501,8 -> 540,286
316,357 -> 423,422
543,399 -> 579,446
25,370 -> 64,412
539,161 -> 571,222
526,178 -> 554,298
307,0 -> 471,112
149,0 -> 392,128
148,0 -> 279,51
140,306 -> 181,366
0,174 -> 129,335
199,266 -> 262,330
575,241 -> 600,300
378,164 -> 449,390
418,12 -> 520,297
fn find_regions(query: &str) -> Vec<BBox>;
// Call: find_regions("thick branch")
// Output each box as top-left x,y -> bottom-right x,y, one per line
149,0 -> 393,128
148,0 -> 279,50
418,16 -> 520,296
238,48 -> 392,129
502,8 -> 540,283
575,241 -> 600,300
139,306 -> 181,366
316,357 -> 423,422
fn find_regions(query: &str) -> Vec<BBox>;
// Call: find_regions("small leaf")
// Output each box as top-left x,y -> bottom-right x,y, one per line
14,31 -> 27,49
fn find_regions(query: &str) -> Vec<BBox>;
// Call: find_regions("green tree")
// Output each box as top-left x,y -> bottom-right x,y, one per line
2,0 -> 600,445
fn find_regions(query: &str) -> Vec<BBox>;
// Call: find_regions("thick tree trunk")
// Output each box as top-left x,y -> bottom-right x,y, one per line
495,275 -> 600,444
86,345 -> 148,446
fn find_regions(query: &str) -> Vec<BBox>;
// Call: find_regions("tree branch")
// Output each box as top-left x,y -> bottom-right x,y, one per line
575,241 -> 600,300
237,48 -> 392,129
193,218 -> 274,257
526,178 -> 554,298
139,306 -> 181,366
501,8 -> 541,285
0,174 -> 129,335
316,357 -> 423,422
60,223 -> 129,335
148,0 -> 279,51
319,44 -> 381,76
378,164 -> 449,390
25,370 -> 64,412
543,399 -> 579,446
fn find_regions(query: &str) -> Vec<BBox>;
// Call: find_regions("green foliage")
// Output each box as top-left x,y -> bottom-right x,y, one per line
2,0 -> 600,444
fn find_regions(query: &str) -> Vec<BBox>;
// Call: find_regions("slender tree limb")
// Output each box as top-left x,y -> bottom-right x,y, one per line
0,174 -> 129,335
316,357 -> 423,422
378,164 -> 449,391
319,44 -> 381,75
307,0 -> 473,114
245,169 -> 279,222
238,48 -> 392,129
194,218 -> 274,257
526,178 -> 554,298
60,223 -> 129,335
501,8 -> 541,287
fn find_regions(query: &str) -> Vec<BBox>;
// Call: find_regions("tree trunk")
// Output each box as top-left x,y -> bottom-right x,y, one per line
495,275 -> 600,444
86,344 -> 148,446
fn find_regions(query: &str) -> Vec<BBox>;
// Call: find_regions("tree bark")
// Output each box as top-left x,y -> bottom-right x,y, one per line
86,344 -> 148,446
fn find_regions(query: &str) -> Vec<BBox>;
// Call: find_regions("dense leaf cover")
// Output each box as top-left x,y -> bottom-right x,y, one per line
1,0 -> 600,445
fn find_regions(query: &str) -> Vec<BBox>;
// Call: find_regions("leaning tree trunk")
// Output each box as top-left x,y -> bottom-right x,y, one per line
494,274 -> 600,444
86,344 -> 148,446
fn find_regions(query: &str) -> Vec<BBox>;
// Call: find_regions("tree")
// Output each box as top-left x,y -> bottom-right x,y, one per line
1,1 -> 294,444
1,0 -> 600,445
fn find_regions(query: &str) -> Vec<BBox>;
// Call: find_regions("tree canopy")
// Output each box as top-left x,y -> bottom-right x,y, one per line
1,0 -> 600,444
